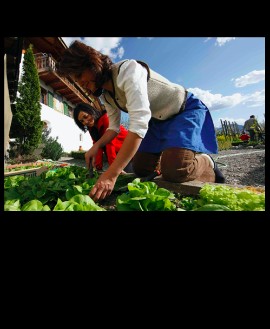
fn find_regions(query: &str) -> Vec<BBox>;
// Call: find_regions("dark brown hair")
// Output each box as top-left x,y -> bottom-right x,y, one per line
56,40 -> 113,89
73,103 -> 106,132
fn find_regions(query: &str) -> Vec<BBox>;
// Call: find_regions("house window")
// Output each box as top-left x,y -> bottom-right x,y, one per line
48,91 -> 54,108
69,106 -> 74,118
54,93 -> 63,113
63,102 -> 69,116
40,87 -> 47,105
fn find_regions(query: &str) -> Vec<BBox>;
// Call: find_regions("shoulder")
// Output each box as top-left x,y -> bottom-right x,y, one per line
101,111 -> 108,118
116,60 -> 149,82
114,59 -> 137,72
115,59 -> 148,72
98,113 -> 109,125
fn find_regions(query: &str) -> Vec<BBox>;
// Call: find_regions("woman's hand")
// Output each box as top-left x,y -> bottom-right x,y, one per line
85,144 -> 100,169
89,171 -> 118,202
89,131 -> 143,201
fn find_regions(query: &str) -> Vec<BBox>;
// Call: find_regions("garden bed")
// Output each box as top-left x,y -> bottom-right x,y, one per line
4,160 -> 70,177
4,148 -> 265,211
99,178 -> 265,211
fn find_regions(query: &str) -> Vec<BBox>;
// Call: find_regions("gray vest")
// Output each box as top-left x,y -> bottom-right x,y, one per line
102,60 -> 187,120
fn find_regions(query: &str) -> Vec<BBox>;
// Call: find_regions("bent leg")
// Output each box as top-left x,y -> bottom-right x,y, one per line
249,130 -> 255,141
160,147 -> 215,183
132,152 -> 162,177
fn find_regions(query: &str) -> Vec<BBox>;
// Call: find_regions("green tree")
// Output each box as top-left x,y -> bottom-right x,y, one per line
10,44 -> 43,156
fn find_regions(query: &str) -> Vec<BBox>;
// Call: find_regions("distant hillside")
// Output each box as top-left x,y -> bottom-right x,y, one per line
215,124 -> 244,133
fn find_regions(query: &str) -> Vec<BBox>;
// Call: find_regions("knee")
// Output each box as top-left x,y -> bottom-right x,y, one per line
161,163 -> 193,183
160,148 -> 195,182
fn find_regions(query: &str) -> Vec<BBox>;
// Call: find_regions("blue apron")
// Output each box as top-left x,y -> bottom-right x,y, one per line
138,92 -> 218,154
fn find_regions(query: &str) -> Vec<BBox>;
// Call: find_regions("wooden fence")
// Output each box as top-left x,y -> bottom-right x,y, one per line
220,120 -> 241,140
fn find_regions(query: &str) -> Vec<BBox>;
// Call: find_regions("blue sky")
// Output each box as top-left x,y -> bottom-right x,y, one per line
62,37 -> 265,128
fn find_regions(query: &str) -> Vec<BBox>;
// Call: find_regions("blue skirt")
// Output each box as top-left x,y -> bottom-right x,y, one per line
138,92 -> 218,154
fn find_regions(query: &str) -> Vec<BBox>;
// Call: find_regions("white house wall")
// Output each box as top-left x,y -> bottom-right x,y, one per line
41,103 -> 93,153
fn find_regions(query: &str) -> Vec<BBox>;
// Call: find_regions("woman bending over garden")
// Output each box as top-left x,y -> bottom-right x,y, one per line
73,102 -> 132,173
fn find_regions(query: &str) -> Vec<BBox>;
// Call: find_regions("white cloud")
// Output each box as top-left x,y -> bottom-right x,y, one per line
204,37 -> 212,43
115,46 -> 125,59
61,37 -> 124,60
187,87 -> 265,110
232,70 -> 265,87
187,87 -> 242,110
215,37 -> 236,46
242,89 -> 265,107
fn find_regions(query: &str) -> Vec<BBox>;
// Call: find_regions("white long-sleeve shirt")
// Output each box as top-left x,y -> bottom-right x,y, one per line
100,60 -> 151,138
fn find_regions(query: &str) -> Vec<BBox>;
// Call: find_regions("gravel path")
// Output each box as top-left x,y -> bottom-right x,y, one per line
210,147 -> 265,188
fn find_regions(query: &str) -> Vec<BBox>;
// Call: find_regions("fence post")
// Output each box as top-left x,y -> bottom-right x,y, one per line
220,119 -> 227,140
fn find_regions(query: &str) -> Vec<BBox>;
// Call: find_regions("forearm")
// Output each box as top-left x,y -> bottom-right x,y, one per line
89,131 -> 142,201
95,129 -> 118,148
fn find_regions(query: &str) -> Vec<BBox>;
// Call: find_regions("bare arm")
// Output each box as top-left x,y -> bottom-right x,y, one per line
89,60 -> 151,202
89,131 -> 142,201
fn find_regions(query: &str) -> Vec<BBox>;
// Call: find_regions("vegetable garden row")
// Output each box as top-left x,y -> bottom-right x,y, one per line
4,165 -> 265,211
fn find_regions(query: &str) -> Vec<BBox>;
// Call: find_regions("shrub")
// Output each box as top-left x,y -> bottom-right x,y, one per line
6,153 -> 42,165
216,135 -> 232,151
7,140 -> 42,164
70,151 -> 86,159
41,128 -> 64,161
